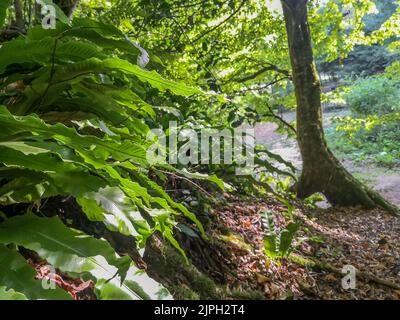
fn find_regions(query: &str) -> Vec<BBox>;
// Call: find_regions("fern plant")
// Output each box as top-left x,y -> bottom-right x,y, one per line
0,2 -> 221,300
262,211 -> 301,260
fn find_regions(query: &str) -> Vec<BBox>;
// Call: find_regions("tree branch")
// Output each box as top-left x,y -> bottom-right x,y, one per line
234,64 -> 291,83
231,76 -> 289,95
266,104 -> 297,134
191,0 -> 247,43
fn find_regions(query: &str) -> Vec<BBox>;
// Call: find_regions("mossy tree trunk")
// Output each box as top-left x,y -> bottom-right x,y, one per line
280,0 -> 398,214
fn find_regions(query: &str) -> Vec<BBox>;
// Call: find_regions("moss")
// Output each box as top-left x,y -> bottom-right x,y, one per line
170,284 -> 200,300
144,235 -> 266,300
144,236 -> 223,299
287,253 -> 316,268
218,233 -> 253,253
190,274 -> 220,299
228,289 -> 265,300
166,250 -> 221,299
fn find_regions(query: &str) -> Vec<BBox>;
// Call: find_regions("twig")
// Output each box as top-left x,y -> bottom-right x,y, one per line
191,0 -> 247,43
230,76 -> 288,95
266,104 -> 297,134
154,168 -> 213,198
233,64 -> 291,83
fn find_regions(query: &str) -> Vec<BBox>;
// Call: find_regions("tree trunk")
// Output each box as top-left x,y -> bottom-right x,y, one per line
280,0 -> 398,215
13,0 -> 25,30
54,0 -> 80,18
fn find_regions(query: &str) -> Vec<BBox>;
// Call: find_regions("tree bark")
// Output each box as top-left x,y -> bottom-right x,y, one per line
13,0 -> 25,30
280,0 -> 398,215
0,0 -> 24,42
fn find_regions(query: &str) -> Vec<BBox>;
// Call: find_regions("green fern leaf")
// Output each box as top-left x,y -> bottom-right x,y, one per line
0,214 -> 132,281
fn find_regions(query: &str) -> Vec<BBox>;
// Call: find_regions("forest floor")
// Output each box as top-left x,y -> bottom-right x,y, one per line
211,110 -> 400,300
212,196 -> 400,300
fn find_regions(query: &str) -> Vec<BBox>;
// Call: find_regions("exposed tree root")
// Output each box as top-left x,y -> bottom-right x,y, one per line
296,167 -> 400,217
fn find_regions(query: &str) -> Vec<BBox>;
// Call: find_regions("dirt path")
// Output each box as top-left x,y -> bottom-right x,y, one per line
254,110 -> 400,206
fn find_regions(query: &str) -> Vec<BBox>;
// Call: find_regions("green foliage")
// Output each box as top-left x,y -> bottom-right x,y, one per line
0,6 -> 214,298
327,72 -> 400,166
385,60 -> 400,79
0,286 -> 27,300
0,0 -> 398,300
310,0 -> 379,62
0,214 -> 161,300
0,245 -> 71,300
0,0 -> 11,28
0,214 -> 131,278
328,112 -> 400,166
262,212 -> 301,260
345,75 -> 400,115
316,0 -> 400,78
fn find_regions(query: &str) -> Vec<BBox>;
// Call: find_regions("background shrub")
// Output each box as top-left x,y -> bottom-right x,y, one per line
345,75 -> 400,116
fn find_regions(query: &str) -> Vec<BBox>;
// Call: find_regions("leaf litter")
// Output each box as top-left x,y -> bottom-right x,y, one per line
211,195 -> 400,300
